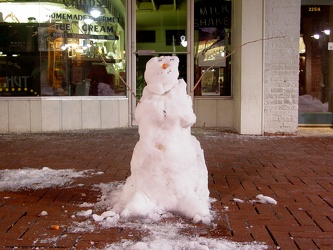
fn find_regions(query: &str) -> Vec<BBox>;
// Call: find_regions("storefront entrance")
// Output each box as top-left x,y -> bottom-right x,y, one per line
129,0 -> 232,125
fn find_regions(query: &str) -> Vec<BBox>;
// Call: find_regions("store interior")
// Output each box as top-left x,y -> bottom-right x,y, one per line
0,1 -> 126,96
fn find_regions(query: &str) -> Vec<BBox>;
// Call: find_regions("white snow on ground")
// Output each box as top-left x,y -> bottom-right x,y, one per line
0,167 -> 90,191
90,183 -> 269,249
102,221 -> 267,250
0,168 -> 272,249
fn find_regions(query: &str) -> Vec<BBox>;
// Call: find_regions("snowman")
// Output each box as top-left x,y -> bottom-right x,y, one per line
112,56 -> 211,223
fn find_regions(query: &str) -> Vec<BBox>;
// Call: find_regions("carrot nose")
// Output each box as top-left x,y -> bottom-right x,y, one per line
162,63 -> 168,69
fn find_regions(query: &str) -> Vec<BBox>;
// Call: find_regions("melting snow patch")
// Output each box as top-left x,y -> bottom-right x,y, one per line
68,220 -> 96,233
78,182 -> 269,250
39,237 -> 59,244
0,167 -> 90,191
100,221 -> 268,250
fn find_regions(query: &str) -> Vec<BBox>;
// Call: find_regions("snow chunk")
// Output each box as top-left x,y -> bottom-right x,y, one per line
233,198 -> 245,203
40,211 -> 48,216
255,194 -> 277,205
103,214 -> 120,227
92,214 -> 104,222
101,211 -> 117,217
77,209 -> 93,217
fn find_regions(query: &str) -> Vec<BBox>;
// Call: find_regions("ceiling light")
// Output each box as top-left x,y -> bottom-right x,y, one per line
312,34 -> 320,39
90,8 -> 103,18
322,29 -> 331,35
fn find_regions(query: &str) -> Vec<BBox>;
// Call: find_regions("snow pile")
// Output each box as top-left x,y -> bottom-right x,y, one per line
111,56 -> 211,224
0,167 -> 89,191
299,94 -> 328,112
90,184 -> 270,249
0,168 -> 270,249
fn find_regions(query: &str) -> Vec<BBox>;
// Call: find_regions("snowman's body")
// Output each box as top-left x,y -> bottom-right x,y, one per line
113,56 -> 211,222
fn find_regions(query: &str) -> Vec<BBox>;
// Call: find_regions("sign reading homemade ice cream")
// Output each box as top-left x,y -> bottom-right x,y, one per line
48,13 -> 120,34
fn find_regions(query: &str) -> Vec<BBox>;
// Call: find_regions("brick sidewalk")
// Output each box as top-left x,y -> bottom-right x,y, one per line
0,128 -> 332,249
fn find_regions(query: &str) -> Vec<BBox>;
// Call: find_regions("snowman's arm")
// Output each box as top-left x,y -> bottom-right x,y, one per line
174,79 -> 196,127
179,106 -> 196,128
135,94 -> 165,124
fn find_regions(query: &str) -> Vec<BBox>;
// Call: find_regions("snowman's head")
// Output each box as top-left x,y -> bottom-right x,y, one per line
144,56 -> 179,95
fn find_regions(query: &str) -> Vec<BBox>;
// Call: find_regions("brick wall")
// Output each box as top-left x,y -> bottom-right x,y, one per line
263,0 -> 301,134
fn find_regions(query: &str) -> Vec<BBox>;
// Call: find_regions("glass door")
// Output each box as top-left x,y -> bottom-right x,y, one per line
134,0 -> 188,100
299,2 -> 333,125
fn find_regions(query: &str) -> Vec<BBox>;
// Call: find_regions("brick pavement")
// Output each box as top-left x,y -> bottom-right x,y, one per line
0,128 -> 332,249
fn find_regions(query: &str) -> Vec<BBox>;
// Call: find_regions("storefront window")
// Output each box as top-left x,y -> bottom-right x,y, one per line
0,1 -> 126,97
194,0 -> 231,97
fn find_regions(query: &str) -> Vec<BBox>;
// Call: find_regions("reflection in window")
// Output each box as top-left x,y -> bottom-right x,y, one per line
194,0 -> 231,97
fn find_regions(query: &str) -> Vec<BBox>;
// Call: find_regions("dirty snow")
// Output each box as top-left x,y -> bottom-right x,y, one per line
0,168 -> 271,249
0,167 -> 89,191
102,221 -> 267,250
92,182 -> 270,249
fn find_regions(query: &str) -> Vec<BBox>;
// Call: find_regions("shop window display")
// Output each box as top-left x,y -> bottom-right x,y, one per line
194,0 -> 231,97
0,1 -> 126,97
